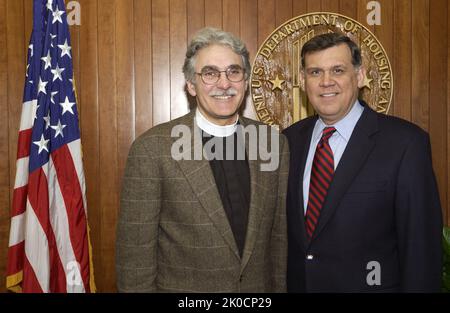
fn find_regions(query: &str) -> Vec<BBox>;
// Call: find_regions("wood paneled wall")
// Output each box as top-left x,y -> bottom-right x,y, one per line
0,0 -> 449,292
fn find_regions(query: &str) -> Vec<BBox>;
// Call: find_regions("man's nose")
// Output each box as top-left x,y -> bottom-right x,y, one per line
319,71 -> 335,87
216,72 -> 232,89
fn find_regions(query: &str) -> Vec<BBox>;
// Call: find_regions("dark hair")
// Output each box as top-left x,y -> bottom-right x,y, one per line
301,33 -> 362,68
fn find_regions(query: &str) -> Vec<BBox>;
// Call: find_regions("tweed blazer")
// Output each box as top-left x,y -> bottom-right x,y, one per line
116,111 -> 289,292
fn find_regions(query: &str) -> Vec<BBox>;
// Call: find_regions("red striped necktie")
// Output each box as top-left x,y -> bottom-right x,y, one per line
305,126 -> 336,240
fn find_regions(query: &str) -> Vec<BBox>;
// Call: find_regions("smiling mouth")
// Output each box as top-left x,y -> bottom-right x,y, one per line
212,95 -> 234,100
320,92 -> 339,97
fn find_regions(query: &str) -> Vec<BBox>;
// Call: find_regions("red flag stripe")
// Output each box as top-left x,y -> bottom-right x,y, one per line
52,144 -> 90,291
7,241 -> 25,276
49,148 -> 89,292
67,140 -> 91,291
16,129 -> 32,159
26,169 -> 67,292
11,185 -> 28,217
22,255 -> 44,293
20,198 -> 50,292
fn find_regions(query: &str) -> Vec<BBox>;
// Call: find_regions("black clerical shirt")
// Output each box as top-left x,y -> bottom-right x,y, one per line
202,129 -> 250,258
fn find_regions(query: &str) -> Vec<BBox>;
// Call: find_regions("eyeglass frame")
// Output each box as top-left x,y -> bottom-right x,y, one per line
194,65 -> 247,85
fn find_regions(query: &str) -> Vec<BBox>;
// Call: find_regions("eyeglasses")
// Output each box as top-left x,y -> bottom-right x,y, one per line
195,66 -> 246,85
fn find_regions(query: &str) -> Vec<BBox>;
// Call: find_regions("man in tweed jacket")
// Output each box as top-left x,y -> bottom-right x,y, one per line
116,27 -> 289,292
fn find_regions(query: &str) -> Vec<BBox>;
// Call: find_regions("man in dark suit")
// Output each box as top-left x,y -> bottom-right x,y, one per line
283,33 -> 442,292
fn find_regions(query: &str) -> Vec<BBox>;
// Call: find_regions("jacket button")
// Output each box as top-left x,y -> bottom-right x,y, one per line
306,254 -> 314,260
239,275 -> 243,282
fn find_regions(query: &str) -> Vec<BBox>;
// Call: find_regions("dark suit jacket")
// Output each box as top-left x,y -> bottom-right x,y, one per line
283,103 -> 442,292
116,111 -> 289,292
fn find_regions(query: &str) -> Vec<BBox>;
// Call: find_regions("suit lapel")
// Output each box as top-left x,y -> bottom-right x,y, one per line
238,117 -> 267,269
175,112 -> 240,259
240,153 -> 266,269
288,118 -> 316,249
311,106 -> 379,242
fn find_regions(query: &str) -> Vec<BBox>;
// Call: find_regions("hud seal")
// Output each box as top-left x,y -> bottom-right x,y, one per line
251,12 -> 393,130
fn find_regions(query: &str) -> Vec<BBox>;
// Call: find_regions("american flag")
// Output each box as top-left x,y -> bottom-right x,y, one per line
6,0 -> 95,293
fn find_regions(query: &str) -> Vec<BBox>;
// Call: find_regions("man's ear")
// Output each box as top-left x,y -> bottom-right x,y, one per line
186,81 -> 197,97
356,66 -> 366,89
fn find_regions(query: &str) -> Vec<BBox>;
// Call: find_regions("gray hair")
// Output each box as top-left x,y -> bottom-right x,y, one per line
183,27 -> 251,83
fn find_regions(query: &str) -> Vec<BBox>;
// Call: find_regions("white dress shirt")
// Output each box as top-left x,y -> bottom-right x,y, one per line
302,100 -> 364,213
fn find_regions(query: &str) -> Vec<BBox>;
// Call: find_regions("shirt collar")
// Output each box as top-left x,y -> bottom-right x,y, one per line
313,100 -> 364,142
195,109 -> 238,137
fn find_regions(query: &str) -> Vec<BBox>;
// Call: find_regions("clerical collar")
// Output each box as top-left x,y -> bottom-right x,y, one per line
195,109 -> 238,138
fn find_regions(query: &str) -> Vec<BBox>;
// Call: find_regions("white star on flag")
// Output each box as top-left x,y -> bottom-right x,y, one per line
46,0 -> 53,11
29,44 -> 34,57
38,77 -> 48,95
69,78 -> 75,92
60,96 -> 75,115
43,113 -> 51,130
33,104 -> 40,120
50,119 -> 66,138
50,91 -> 58,104
58,39 -> 71,58
51,64 -> 65,81
50,33 -> 57,47
33,134 -> 50,154
41,50 -> 52,70
52,6 -> 64,24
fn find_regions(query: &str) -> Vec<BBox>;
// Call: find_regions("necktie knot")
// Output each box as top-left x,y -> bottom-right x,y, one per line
321,126 -> 336,140
318,127 -> 336,147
